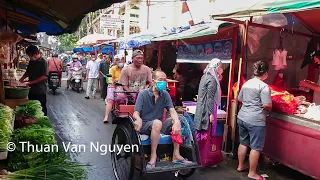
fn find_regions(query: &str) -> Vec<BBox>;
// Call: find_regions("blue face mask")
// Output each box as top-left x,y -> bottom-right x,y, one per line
155,81 -> 167,91
118,63 -> 124,68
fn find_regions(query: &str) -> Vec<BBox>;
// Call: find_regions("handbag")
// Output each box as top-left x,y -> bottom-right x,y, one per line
197,120 -> 224,167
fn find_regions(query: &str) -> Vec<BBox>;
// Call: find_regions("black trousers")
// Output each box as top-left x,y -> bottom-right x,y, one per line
28,94 -> 47,116
99,76 -> 107,100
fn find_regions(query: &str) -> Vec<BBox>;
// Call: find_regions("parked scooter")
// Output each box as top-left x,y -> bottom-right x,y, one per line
70,67 -> 83,93
48,72 -> 60,95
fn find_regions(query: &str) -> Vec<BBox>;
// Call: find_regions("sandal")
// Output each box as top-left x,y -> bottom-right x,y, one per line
237,167 -> 249,172
146,162 -> 156,170
172,158 -> 193,165
248,175 -> 265,180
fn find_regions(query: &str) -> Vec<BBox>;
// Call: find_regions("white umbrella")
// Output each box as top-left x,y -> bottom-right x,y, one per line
76,33 -> 117,46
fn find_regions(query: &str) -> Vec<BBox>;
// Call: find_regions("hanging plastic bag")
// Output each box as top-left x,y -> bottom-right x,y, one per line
247,14 -> 288,54
272,72 -> 286,91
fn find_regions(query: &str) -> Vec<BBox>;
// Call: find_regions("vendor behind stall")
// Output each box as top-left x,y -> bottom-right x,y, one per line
299,50 -> 320,104
19,45 -> 48,115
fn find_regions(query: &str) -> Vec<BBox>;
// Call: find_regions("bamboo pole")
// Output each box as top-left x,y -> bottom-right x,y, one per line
0,64 -> 4,104
157,42 -> 162,70
223,26 -> 238,152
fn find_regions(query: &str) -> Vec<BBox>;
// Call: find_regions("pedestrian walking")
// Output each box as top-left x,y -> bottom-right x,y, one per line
19,45 -> 48,115
99,54 -> 111,101
85,55 -> 100,99
194,58 -> 224,167
237,61 -> 271,180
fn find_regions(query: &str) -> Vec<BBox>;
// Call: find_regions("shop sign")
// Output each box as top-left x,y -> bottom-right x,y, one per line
177,39 -> 232,63
100,14 -> 122,30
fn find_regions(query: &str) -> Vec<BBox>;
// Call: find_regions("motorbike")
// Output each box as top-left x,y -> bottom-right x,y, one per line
48,72 -> 60,95
70,67 -> 84,93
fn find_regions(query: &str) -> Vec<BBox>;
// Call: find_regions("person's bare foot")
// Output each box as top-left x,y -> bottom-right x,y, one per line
103,118 -> 108,123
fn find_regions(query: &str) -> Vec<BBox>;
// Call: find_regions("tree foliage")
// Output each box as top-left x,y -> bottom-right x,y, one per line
57,33 -> 78,53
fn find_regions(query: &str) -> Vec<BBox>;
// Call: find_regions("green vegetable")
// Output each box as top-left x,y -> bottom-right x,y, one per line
15,100 -> 44,128
15,100 -> 44,118
33,116 -> 52,128
7,124 -> 57,171
5,154 -> 88,180
0,104 -> 13,151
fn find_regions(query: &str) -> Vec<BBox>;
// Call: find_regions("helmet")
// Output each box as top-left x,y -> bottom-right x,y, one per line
71,54 -> 78,59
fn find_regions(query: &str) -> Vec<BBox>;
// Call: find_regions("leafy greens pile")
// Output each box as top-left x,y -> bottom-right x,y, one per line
0,104 -> 14,152
6,113 -> 88,179
15,100 -> 44,128
4,157 -> 88,180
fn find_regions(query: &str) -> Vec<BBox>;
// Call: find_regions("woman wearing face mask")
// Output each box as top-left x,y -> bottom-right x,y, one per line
103,56 -> 125,123
194,58 -> 224,141
237,61 -> 271,180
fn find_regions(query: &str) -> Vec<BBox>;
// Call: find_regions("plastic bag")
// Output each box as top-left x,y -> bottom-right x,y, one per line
248,14 -> 288,54
272,72 -> 286,91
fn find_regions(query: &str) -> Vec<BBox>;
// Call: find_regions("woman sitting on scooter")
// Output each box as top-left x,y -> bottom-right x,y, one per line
103,56 -> 126,123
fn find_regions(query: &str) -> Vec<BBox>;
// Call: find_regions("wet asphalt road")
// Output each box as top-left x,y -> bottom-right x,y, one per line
46,76 -> 313,180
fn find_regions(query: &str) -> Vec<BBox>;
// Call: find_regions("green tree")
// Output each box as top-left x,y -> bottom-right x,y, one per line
58,33 -> 78,52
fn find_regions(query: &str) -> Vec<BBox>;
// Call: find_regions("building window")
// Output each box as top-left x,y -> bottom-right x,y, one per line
131,6 -> 139,10
130,14 -> 139,18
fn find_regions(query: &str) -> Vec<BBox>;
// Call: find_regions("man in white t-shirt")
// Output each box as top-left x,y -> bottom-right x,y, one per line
85,57 -> 100,99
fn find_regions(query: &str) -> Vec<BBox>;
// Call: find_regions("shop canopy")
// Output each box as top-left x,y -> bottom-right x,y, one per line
1,0 -> 121,35
76,33 -> 117,46
151,21 -> 223,41
114,33 -> 164,50
210,0 -> 320,34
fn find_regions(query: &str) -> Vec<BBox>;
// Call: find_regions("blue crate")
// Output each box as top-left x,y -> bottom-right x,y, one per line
216,122 -> 224,136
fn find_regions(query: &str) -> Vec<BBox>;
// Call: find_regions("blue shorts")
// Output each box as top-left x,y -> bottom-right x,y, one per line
238,119 -> 266,151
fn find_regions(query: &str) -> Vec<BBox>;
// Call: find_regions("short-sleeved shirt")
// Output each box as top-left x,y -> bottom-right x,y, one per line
134,88 -> 174,122
86,60 -> 100,78
26,57 -> 48,95
119,64 -> 152,91
68,61 -> 82,71
237,78 -> 272,126
48,58 -> 62,72
99,61 -> 110,76
109,65 -> 121,84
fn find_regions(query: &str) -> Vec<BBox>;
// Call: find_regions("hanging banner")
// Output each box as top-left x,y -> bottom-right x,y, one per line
177,39 -> 232,63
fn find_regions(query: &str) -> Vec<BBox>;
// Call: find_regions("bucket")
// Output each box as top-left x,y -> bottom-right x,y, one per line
4,86 -> 30,99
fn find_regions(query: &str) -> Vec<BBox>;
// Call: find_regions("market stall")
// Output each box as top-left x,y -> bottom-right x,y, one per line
210,0 -> 320,179
151,22 -> 241,137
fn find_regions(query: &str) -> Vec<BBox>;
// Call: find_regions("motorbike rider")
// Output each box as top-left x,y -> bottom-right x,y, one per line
48,54 -> 62,86
103,56 -> 125,123
66,54 -> 83,90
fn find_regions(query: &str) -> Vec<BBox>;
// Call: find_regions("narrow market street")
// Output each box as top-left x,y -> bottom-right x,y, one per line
45,76 -> 313,180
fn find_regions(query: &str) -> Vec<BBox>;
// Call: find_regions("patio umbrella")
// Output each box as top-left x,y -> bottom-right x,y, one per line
77,33 -> 117,46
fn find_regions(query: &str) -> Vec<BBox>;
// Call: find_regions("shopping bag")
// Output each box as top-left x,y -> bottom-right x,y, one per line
197,120 -> 224,166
